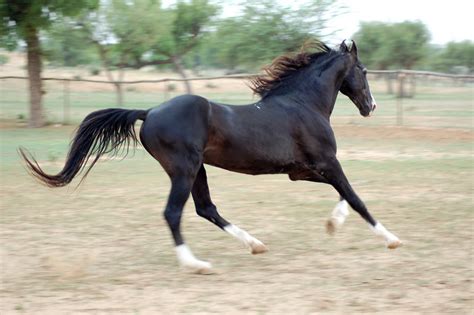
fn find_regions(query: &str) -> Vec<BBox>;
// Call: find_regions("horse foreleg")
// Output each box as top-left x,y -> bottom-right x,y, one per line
290,173 -> 349,235
192,165 -> 268,255
317,157 -> 402,249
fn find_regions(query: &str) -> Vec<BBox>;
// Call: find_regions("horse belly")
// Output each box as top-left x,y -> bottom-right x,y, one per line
203,142 -> 294,175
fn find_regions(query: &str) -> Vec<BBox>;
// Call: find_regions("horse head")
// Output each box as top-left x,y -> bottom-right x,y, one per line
339,40 -> 377,117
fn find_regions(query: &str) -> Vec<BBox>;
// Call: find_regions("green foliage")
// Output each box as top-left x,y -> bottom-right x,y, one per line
199,0 -> 340,70
75,0 -> 217,76
43,19 -> 98,66
0,0 -> 98,47
171,0 -> 218,54
430,41 -> 474,73
353,20 -> 431,70
104,0 -> 168,66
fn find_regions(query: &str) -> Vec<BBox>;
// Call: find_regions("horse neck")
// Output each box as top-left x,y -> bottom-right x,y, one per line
300,54 -> 353,119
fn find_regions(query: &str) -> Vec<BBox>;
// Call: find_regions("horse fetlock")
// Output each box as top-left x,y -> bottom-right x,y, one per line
369,222 -> 402,250
386,238 -> 403,249
326,199 -> 349,235
224,224 -> 268,254
249,239 -> 268,255
181,260 -> 213,275
175,244 -> 213,274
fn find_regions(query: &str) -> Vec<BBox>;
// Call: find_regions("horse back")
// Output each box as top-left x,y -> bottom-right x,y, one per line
204,101 -> 299,174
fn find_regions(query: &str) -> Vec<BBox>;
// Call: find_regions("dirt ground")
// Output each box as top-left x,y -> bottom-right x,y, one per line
1,51 -> 473,314
1,122 -> 473,314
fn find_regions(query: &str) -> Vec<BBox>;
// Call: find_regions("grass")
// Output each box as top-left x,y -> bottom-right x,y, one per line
1,117 -> 473,313
1,78 -> 473,129
0,79 -> 473,312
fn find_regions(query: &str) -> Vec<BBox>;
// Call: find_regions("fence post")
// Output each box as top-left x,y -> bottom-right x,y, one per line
63,80 -> 70,125
396,72 -> 405,126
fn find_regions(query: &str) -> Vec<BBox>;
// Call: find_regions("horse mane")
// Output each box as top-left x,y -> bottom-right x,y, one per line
249,39 -> 332,97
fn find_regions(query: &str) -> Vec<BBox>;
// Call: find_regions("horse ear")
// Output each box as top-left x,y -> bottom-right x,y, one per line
340,40 -> 348,52
350,40 -> 358,56
340,39 -> 358,56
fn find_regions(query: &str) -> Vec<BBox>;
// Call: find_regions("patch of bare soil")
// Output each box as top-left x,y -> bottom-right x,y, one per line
2,146 -> 473,314
333,125 -> 473,142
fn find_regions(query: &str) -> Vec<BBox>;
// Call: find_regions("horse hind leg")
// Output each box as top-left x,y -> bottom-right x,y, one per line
192,165 -> 267,254
326,196 -> 349,235
149,145 -> 213,273
164,172 -> 213,274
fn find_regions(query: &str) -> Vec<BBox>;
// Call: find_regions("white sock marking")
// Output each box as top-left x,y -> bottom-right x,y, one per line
370,222 -> 401,248
175,244 -> 212,273
224,224 -> 267,254
326,199 -> 349,234
331,199 -> 349,226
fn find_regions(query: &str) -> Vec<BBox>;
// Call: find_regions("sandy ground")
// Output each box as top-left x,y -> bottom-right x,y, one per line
1,123 -> 473,314
1,50 -> 473,314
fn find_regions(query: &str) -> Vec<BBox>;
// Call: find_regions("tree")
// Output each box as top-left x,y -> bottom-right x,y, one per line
77,0 -> 217,101
0,0 -> 98,127
354,20 -> 431,97
148,0 -> 218,93
78,0 -> 169,106
201,0 -> 341,71
430,40 -> 474,73
354,21 -> 430,70
388,21 -> 431,69
42,19 -> 99,67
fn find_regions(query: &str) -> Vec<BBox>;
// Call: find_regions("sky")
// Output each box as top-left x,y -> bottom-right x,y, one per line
163,0 -> 473,46
327,0 -> 474,45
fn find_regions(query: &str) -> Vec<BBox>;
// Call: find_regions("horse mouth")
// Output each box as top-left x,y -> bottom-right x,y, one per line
360,107 -> 372,117
362,103 -> 377,117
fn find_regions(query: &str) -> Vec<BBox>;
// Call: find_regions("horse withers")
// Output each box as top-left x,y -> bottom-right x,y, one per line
20,39 -> 401,274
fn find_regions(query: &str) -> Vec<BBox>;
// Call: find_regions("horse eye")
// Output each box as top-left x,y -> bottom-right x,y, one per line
362,68 -> 367,75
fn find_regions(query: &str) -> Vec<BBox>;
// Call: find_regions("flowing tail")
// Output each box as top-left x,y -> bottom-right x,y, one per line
19,108 -> 148,187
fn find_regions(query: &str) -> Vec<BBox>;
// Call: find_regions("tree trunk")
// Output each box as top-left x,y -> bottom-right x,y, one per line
172,56 -> 192,94
25,24 -> 44,127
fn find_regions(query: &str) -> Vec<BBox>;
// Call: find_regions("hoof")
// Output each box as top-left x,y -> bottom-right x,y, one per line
387,239 -> 402,249
326,219 -> 337,235
250,241 -> 268,255
183,261 -> 213,275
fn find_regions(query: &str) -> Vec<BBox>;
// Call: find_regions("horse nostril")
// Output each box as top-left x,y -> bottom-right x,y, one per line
372,103 -> 377,111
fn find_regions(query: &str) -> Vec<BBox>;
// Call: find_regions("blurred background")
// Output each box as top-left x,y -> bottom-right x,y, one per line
1,0 -> 473,313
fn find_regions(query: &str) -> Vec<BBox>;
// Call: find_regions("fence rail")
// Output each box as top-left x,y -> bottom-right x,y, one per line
1,70 -> 473,84
1,70 -> 473,129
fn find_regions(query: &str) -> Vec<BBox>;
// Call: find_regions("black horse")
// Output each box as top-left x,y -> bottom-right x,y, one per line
20,40 -> 401,274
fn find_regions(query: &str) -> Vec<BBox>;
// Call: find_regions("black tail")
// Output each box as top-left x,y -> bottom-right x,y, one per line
19,108 -> 148,187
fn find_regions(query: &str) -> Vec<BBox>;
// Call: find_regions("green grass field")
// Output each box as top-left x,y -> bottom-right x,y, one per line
1,78 -> 473,129
0,82 -> 473,313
